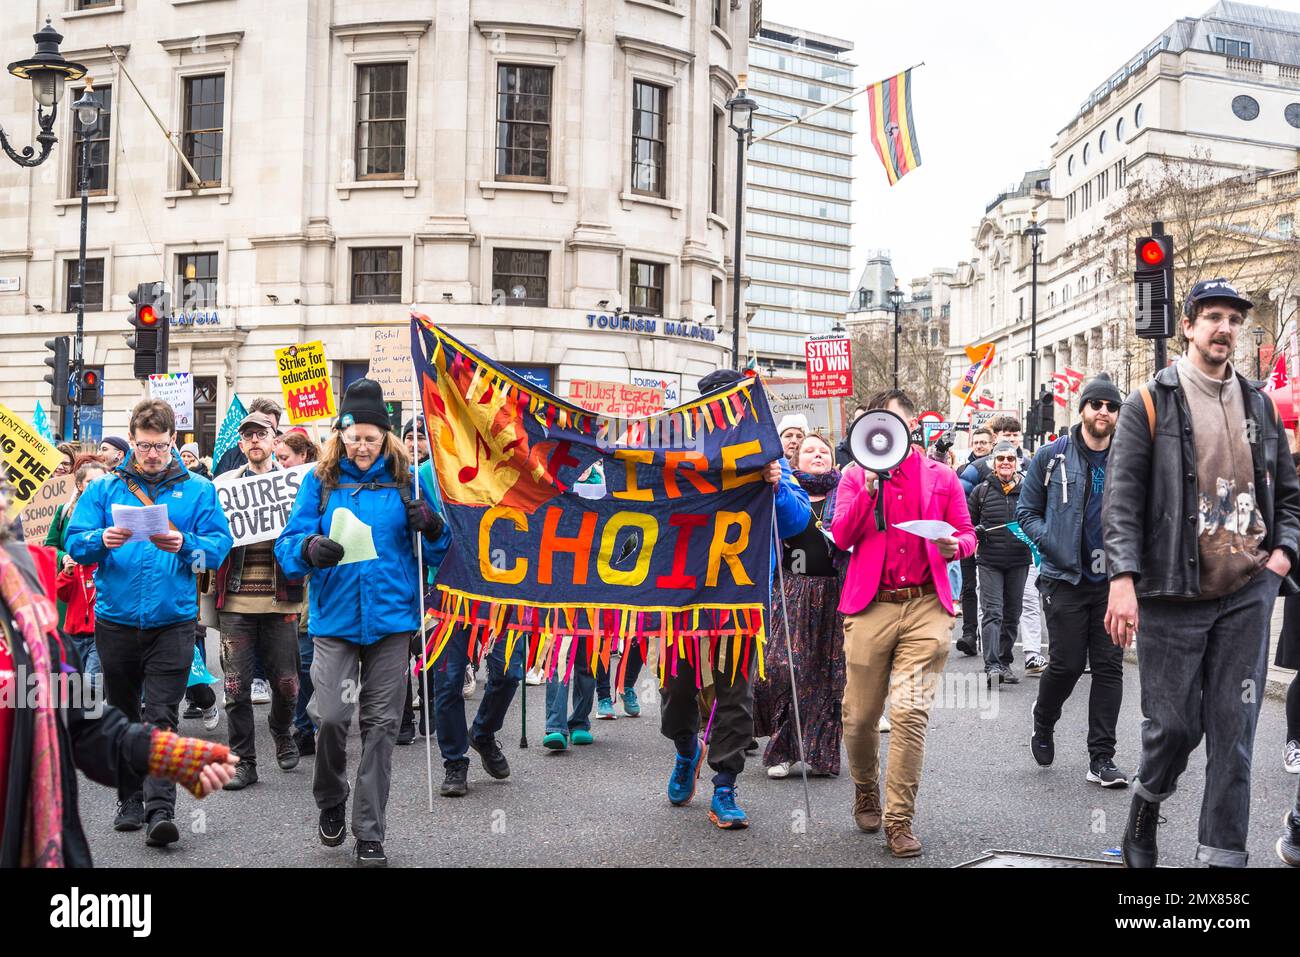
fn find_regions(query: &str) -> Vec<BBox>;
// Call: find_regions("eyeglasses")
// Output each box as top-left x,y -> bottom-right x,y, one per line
994,455 -> 1018,463
1086,399 -> 1120,413
54,462 -> 72,475
240,428 -> 272,440
134,442 -> 172,454
341,435 -> 384,448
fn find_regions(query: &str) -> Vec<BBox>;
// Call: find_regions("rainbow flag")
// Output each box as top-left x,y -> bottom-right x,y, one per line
867,69 -> 922,186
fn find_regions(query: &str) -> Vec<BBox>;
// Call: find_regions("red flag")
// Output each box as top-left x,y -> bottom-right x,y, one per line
1052,374 -> 1070,408
1269,353 -> 1288,392
1062,366 -> 1084,394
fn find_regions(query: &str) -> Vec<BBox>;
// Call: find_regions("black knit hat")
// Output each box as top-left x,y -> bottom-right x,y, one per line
337,378 -> 390,431
698,369 -> 744,394
1078,372 -> 1122,410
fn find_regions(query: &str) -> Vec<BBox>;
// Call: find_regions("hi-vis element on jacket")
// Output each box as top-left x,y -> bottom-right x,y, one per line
66,452 -> 233,629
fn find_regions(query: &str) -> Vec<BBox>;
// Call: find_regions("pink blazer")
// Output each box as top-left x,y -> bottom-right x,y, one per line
830,452 -> 978,616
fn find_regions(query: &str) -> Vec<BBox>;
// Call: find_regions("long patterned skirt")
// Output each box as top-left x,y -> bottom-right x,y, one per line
753,572 -> 845,775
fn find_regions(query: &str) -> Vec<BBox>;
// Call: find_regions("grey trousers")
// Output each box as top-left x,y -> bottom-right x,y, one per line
309,632 -> 410,844
1134,567 -> 1282,867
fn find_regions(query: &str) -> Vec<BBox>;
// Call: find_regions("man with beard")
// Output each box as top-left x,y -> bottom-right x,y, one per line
1018,374 -> 1128,788
1104,279 -> 1300,867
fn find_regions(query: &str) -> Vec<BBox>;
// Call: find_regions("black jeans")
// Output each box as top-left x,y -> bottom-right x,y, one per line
596,641 -> 645,700
96,618 -> 194,816
1032,577 -> 1124,761
218,611 -> 300,765
978,563 -> 1028,671
959,556 -> 979,642
660,644 -> 756,787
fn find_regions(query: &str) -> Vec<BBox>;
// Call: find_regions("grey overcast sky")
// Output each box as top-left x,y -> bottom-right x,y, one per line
761,0 -> 1300,289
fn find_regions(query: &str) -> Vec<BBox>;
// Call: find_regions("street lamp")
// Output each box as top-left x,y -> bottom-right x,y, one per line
1123,349 -> 1133,394
888,281 -> 904,390
2,18 -> 87,168
67,82 -> 100,442
726,78 -> 757,372
1252,325 -> 1266,380
1023,210 -> 1047,450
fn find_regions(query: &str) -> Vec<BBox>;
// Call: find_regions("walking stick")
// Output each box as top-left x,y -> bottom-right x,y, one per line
520,667 -> 528,749
410,319 -> 434,813
772,493 -> 813,826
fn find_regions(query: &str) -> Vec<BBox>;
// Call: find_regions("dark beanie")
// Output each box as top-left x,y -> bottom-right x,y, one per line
698,369 -> 744,394
1078,372 -> 1122,409
337,378 -> 390,431
402,416 -> 426,438
102,435 -> 130,455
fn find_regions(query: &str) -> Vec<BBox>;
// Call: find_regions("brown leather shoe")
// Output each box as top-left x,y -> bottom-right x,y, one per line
885,822 -> 923,858
853,783 -> 882,833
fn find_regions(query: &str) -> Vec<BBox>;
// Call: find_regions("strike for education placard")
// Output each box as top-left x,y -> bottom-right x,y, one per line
276,341 -> 337,425
0,402 -> 64,519
214,464 -> 313,548
411,314 -> 783,689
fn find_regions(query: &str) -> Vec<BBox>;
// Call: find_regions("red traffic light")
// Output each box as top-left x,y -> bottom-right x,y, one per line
1139,239 -> 1166,267
82,371 -> 98,386
139,305 -> 158,325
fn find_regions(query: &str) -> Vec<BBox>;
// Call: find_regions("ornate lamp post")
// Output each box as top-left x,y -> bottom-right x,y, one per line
2,18 -> 86,168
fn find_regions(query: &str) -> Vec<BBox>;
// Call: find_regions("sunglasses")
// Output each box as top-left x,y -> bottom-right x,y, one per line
1086,399 -> 1120,413
994,455 -> 1018,463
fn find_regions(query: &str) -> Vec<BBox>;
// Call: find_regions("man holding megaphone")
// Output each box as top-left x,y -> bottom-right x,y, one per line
829,389 -> 978,858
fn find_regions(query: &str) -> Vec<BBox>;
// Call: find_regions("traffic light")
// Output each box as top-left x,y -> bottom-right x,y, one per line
76,365 -> 103,406
1134,233 -> 1174,339
127,281 -> 171,379
1038,388 -> 1055,438
43,335 -> 70,406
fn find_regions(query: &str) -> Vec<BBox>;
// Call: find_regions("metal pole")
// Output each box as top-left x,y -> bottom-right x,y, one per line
731,126 -> 745,371
73,123 -> 90,444
749,61 -> 926,146
409,337 -> 434,814
892,300 -> 900,390
1027,237 -> 1039,452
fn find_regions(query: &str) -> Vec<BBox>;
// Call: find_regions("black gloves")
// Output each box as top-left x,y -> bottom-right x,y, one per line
302,535 -> 345,568
405,498 -> 444,538
974,525 -> 989,546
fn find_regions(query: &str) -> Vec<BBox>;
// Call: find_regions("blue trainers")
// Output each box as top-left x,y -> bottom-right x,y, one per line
542,732 -> 568,751
597,697 -> 616,720
667,738 -> 703,806
621,688 -> 640,717
709,786 -> 749,829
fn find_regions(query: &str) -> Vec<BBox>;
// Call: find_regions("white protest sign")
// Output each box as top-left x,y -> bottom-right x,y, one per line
214,464 -> 312,547
149,373 -> 195,429
368,326 -> 413,401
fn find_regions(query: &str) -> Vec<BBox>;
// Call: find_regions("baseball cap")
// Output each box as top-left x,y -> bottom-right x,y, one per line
1184,278 -> 1253,317
237,411 -> 279,435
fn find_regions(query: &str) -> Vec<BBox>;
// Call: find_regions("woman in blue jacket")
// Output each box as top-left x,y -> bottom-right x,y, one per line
275,379 -> 449,867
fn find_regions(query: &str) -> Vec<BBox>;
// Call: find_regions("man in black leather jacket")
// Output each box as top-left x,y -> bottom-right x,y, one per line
1103,279 -> 1300,869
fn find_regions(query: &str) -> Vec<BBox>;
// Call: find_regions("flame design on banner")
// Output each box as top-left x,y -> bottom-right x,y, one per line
409,313 -> 782,686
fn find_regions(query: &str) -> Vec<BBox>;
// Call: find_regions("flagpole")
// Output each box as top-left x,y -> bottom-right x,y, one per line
750,62 -> 926,145
409,316 -> 435,814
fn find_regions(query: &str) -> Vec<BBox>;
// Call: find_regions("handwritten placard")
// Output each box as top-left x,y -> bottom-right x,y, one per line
567,380 -> 665,417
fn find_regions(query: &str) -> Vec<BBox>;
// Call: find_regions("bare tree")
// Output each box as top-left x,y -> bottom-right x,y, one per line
848,316 -> 950,412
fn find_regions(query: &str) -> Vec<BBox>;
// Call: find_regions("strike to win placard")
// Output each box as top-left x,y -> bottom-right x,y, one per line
804,336 -> 853,399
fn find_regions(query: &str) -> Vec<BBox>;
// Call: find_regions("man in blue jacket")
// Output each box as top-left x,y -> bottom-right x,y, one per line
66,398 -> 233,847
1017,374 -> 1127,788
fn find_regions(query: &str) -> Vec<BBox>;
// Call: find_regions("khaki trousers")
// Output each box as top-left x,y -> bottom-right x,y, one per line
842,593 -> 952,828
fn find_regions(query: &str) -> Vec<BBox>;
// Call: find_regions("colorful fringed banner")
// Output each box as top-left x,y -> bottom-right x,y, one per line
409,313 -> 781,685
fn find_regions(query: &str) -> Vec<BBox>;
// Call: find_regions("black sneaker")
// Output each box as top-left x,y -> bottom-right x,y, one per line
319,801 -> 347,847
1087,757 -> 1129,788
470,735 -> 511,780
1122,795 -> 1163,868
356,840 -> 388,867
440,762 -> 469,797
396,724 -> 415,746
1278,810 -> 1300,867
999,668 -> 1021,685
1030,713 -> 1054,767
275,735 -> 300,771
113,795 -> 145,832
224,761 -> 258,790
955,638 -> 978,657
144,810 -> 180,847
293,729 -> 316,756
182,702 -> 202,719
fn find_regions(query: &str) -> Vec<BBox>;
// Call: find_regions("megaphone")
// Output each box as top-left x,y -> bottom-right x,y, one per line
847,408 -> 911,472
846,408 -> 913,531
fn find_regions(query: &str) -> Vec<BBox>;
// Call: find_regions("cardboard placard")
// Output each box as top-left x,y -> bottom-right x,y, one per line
276,341 -> 337,424
213,464 -> 313,547
0,402 -> 64,519
367,326 -> 413,401
19,473 -> 74,543
567,380 -> 666,417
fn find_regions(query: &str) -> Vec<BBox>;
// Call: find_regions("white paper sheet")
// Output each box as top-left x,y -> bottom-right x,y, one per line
893,519 -> 956,541
110,502 -> 171,538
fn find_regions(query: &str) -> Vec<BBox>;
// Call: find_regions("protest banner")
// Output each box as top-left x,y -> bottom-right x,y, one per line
213,464 -> 313,547
148,372 -> 195,429
276,341 -> 336,424
567,380 -> 666,417
0,402 -> 64,518
367,326 -> 413,401
804,336 -> 853,399
19,472 -> 74,542
763,378 -> 830,435
412,315 -> 782,687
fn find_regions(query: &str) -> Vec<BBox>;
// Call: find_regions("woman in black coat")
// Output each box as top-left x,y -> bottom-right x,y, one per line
968,442 -> 1032,685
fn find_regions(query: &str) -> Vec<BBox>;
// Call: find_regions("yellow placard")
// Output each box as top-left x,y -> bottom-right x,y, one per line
276,341 -> 337,425
0,402 -> 64,519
